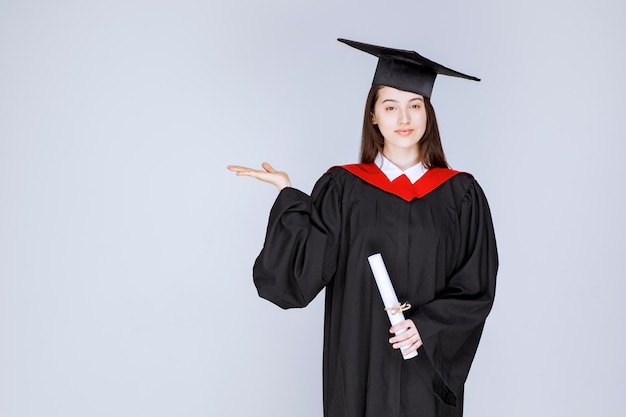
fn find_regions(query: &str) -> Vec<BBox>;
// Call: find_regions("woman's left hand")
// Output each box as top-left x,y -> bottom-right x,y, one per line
389,319 -> 423,355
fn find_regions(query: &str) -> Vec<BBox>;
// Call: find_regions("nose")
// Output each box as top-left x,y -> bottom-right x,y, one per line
398,108 -> 411,124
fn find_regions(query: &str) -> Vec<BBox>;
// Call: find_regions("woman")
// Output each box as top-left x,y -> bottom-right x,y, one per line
228,38 -> 498,417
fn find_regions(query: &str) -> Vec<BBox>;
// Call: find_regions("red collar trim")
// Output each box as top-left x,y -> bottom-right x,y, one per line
334,163 -> 462,201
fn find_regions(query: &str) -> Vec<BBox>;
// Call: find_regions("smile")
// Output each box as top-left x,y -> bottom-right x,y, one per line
394,129 -> 415,136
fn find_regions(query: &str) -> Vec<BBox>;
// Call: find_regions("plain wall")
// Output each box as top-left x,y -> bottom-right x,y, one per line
1,0 -> 625,416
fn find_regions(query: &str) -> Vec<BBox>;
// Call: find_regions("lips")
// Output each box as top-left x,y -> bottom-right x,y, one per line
394,129 -> 415,136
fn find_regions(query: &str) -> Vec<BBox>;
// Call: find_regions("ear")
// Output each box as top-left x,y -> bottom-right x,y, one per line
371,113 -> 377,125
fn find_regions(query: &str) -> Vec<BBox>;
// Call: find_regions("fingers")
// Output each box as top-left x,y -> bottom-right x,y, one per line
226,163 -> 275,175
389,319 -> 413,335
390,332 -> 423,351
389,319 -> 423,352
261,162 -> 276,173
389,330 -> 421,346
401,339 -> 422,356
226,164 -> 267,180
227,163 -> 291,191
226,165 -> 258,174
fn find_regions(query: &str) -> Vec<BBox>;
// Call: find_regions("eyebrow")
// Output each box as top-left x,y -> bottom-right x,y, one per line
381,97 -> 424,103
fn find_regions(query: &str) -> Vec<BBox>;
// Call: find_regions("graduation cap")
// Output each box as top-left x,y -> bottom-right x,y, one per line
338,38 -> 480,99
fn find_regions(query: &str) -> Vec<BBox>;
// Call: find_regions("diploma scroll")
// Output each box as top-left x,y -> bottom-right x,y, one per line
368,253 -> 418,360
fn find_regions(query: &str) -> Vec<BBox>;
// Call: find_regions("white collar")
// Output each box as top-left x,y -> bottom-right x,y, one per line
374,153 -> 426,184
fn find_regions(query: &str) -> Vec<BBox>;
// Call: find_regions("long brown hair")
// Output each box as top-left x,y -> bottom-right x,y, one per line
360,85 -> 449,169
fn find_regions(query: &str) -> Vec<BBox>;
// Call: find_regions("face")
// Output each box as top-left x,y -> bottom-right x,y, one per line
371,86 -> 427,153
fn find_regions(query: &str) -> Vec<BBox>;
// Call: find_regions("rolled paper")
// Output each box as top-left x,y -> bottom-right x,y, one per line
368,253 -> 418,359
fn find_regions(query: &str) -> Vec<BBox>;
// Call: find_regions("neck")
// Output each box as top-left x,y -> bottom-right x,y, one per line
382,147 -> 420,171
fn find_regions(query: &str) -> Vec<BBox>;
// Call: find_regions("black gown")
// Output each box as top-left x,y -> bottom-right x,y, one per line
253,163 -> 498,417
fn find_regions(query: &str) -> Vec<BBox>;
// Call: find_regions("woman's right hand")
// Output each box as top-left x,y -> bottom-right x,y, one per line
227,162 -> 292,191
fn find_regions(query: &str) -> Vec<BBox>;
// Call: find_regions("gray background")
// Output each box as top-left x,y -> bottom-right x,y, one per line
1,0 -> 625,416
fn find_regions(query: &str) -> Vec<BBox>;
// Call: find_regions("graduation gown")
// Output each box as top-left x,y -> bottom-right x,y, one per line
253,163 -> 498,417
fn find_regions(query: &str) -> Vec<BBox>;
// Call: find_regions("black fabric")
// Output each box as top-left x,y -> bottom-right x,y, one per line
253,167 -> 498,417
338,38 -> 480,98
373,56 -> 438,100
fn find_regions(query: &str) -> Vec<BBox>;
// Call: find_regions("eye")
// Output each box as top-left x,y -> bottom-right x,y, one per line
385,106 -> 396,111
411,103 -> 422,110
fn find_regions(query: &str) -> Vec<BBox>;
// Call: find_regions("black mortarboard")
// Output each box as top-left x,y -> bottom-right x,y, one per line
338,38 -> 480,99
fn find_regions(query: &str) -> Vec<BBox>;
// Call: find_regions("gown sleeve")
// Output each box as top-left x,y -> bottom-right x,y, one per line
252,172 -> 342,309
410,179 -> 498,407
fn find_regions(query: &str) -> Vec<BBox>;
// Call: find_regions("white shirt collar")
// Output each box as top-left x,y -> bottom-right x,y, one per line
374,153 -> 427,184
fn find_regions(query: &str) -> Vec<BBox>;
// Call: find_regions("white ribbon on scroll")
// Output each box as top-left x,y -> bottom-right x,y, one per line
368,253 -> 418,359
